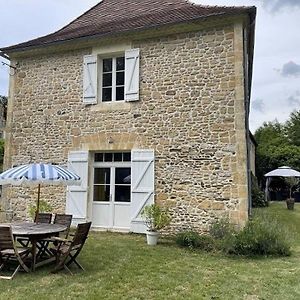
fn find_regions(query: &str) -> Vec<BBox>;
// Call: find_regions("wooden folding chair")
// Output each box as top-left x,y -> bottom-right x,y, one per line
18,213 -> 53,248
37,214 -> 73,257
51,222 -> 91,275
0,226 -> 31,280
53,214 -> 73,238
35,213 -> 52,224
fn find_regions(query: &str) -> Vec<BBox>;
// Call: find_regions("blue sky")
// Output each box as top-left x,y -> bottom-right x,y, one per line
0,0 -> 299,131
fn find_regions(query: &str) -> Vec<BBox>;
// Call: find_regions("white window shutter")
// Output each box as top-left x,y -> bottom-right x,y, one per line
125,48 -> 140,102
66,151 -> 89,225
83,55 -> 98,104
130,149 -> 154,233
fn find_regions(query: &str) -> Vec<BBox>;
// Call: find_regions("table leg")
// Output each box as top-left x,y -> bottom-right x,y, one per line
32,239 -> 37,271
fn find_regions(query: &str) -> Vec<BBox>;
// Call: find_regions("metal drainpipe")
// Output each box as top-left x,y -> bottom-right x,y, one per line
243,24 -> 252,218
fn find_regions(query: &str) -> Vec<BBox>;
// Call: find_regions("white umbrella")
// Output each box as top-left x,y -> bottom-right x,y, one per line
264,166 -> 300,178
0,163 -> 80,218
264,166 -> 300,202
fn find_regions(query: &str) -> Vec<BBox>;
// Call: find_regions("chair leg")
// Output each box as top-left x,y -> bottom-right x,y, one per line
37,240 -> 51,258
67,253 -> 85,271
51,259 -> 66,274
16,252 -> 31,273
0,265 -> 20,280
64,265 -> 73,275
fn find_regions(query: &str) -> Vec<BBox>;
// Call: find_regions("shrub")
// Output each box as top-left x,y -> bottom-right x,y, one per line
209,217 -> 237,253
229,212 -> 291,256
251,174 -> 268,207
28,200 -> 53,220
209,217 -> 236,240
175,230 -> 215,251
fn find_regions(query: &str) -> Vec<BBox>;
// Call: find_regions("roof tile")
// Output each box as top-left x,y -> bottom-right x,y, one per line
1,0 -> 256,52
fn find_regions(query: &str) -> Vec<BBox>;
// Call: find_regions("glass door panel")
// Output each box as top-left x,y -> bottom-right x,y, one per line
114,167 -> 131,202
93,168 -> 110,202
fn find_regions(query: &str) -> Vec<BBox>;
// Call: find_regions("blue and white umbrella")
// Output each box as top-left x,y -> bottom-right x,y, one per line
0,163 -> 81,217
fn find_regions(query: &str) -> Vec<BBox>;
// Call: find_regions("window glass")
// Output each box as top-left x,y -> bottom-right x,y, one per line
116,57 -> 125,71
103,73 -> 112,87
104,153 -> 113,162
116,87 -> 124,101
93,185 -> 110,202
123,153 -> 131,162
116,72 -> 124,86
103,58 -> 112,72
115,186 -> 130,202
102,88 -> 112,102
114,153 -> 122,162
94,168 -> 110,184
115,168 -> 131,184
94,153 -> 103,162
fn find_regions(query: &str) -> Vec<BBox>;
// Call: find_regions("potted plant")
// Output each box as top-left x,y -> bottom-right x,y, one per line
141,204 -> 171,246
285,177 -> 299,210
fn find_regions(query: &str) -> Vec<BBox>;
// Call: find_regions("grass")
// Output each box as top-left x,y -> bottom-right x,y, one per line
1,202 -> 300,299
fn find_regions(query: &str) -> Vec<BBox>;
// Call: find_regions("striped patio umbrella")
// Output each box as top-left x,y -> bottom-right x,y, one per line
0,163 -> 80,218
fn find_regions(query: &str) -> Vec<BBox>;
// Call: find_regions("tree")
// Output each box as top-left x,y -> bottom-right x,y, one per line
285,110 -> 300,146
254,121 -> 288,184
254,112 -> 300,185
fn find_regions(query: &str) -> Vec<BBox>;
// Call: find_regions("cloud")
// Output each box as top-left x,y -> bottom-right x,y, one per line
287,91 -> 300,107
263,0 -> 300,12
251,98 -> 265,113
281,61 -> 300,78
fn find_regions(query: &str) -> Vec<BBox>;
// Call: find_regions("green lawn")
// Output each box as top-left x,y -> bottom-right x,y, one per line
1,202 -> 300,300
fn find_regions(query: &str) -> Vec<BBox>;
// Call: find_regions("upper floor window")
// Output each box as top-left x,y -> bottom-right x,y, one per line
83,49 -> 140,105
102,56 -> 125,102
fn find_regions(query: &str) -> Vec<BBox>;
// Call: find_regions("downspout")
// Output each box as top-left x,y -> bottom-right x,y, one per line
243,19 -> 255,218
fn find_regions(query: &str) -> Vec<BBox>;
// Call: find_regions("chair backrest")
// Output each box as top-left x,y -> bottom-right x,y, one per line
71,222 -> 92,248
0,226 -> 14,250
53,214 -> 72,226
54,214 -> 73,238
35,213 -> 52,224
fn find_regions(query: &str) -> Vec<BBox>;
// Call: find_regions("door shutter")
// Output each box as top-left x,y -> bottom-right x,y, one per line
130,149 -> 154,233
66,151 -> 89,225
125,48 -> 140,102
83,55 -> 98,104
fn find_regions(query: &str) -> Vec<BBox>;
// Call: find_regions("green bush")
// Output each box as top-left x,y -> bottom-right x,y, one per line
209,217 -> 236,239
251,174 -> 268,207
175,230 -> 215,251
228,212 -> 291,256
176,212 -> 291,257
28,200 -> 53,220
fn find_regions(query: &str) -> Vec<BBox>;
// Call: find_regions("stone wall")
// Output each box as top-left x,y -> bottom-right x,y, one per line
4,21 -> 248,231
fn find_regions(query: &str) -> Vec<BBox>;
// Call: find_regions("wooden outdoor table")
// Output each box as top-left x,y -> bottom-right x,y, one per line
10,222 -> 67,271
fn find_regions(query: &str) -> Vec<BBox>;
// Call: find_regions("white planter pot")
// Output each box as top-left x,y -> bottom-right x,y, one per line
146,231 -> 159,246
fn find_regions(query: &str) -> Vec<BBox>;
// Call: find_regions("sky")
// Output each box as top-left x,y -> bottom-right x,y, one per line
0,0 -> 299,132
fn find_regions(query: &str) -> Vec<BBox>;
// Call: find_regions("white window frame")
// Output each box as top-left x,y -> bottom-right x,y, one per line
99,54 -> 125,103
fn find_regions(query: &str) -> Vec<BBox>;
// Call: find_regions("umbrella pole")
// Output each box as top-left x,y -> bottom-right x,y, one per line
35,184 -> 41,222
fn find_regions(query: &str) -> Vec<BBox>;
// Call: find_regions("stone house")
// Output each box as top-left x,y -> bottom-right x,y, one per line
0,0 -> 256,233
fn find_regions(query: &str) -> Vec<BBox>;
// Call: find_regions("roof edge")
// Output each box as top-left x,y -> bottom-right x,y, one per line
1,6 -> 256,55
